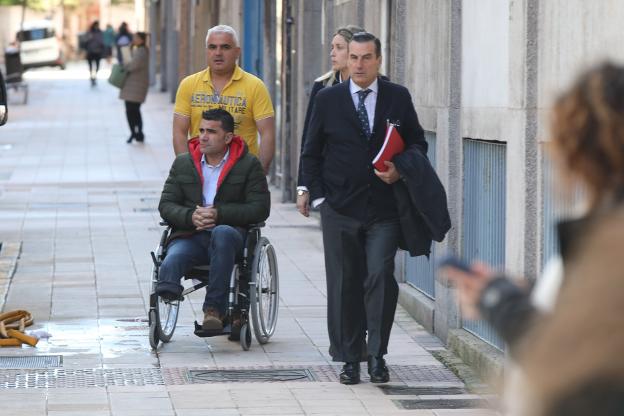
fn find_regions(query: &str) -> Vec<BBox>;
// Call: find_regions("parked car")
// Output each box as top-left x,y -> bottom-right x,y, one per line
0,68 -> 7,125
17,20 -> 65,70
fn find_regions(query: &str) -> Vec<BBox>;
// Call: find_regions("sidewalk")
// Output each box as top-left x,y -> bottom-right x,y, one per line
0,63 -> 495,415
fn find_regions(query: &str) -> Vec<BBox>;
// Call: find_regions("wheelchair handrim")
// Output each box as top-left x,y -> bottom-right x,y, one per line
157,298 -> 179,337
250,238 -> 279,339
152,257 -> 179,340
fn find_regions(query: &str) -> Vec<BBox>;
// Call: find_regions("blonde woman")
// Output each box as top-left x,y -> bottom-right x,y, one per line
296,25 -> 364,216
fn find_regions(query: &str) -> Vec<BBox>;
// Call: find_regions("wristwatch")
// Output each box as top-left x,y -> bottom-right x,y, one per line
297,189 -> 309,196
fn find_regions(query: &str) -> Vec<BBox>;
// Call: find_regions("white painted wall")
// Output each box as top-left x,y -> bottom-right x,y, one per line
461,0 -> 509,108
405,0 -> 451,129
538,0 -> 624,111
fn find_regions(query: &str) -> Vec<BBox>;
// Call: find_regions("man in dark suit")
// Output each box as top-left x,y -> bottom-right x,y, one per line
301,32 -> 428,385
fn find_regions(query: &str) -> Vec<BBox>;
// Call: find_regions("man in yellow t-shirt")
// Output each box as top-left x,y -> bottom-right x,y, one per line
173,25 -> 275,173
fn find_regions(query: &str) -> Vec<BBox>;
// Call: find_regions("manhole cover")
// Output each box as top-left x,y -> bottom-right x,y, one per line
379,385 -> 466,395
0,355 -> 62,369
394,398 -> 486,410
189,368 -> 315,383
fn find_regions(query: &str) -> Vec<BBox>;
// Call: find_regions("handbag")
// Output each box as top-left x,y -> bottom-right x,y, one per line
108,63 -> 127,88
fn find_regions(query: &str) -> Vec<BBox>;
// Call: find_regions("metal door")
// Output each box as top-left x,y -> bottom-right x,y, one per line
243,0 -> 265,77
461,139 -> 506,349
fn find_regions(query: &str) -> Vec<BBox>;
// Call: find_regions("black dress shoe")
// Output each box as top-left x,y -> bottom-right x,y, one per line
126,134 -> 135,143
367,356 -> 389,383
339,362 -> 360,385
135,132 -> 144,142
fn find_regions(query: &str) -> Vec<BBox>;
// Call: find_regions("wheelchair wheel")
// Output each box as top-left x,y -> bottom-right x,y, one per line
148,310 -> 159,349
150,254 -> 179,343
249,237 -> 279,344
240,322 -> 251,351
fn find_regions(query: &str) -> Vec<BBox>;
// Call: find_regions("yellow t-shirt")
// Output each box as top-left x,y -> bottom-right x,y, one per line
173,65 -> 274,156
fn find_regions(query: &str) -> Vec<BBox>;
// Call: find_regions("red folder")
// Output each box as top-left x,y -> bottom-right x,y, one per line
372,124 -> 405,172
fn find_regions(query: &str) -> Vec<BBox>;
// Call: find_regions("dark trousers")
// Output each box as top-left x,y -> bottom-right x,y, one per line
86,53 -> 101,78
320,202 -> 401,362
125,101 -> 143,137
156,226 -> 244,314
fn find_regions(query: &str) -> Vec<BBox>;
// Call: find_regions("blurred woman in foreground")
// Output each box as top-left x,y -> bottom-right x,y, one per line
443,62 -> 624,415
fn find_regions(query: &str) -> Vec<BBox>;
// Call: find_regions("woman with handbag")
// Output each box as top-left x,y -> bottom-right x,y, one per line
119,32 -> 149,143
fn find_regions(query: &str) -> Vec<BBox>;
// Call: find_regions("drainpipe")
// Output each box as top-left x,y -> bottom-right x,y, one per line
148,0 -> 157,86
281,0 -> 294,202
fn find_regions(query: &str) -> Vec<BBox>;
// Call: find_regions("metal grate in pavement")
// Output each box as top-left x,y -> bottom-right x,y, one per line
0,355 -> 62,369
387,365 -> 459,383
0,364 -> 460,388
0,368 -> 164,388
189,368 -> 315,383
378,385 -> 467,395
394,398 -> 486,410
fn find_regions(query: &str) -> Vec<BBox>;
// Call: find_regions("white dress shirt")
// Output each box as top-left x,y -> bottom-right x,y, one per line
201,149 -> 229,206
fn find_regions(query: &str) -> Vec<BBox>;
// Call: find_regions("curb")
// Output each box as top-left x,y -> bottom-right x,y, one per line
398,283 -> 505,388
447,329 -> 504,387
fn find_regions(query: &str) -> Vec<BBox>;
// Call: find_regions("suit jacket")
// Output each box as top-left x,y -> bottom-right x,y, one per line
296,74 -> 340,186
297,74 -> 392,186
301,77 -> 428,222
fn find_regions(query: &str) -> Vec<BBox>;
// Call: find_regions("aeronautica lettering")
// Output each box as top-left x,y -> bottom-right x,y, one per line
191,93 -> 248,107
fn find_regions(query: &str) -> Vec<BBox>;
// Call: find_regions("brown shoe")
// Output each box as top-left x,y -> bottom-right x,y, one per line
202,308 -> 223,331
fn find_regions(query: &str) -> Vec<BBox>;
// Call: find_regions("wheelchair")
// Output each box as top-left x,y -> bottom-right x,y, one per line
148,222 -> 279,351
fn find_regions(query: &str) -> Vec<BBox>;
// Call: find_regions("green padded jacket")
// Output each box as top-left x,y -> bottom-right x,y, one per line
158,136 -> 270,241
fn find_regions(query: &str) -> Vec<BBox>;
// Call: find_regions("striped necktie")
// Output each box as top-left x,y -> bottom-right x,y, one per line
357,89 -> 372,138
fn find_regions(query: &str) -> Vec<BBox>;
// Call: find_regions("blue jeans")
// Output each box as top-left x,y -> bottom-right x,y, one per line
156,225 -> 244,314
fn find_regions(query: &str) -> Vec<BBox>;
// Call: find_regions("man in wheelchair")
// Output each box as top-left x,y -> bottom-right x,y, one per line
156,108 -> 270,331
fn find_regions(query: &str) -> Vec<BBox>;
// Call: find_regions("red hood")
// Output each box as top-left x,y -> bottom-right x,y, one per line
188,135 -> 247,189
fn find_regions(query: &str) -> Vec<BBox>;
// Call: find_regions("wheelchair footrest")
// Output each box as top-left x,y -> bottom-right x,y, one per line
193,321 -> 232,337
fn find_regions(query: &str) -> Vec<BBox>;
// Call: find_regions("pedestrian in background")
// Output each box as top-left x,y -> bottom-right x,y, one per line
442,62 -> 624,415
115,22 -> 132,64
103,24 -> 115,64
296,24 -> 364,216
120,32 -> 149,143
85,21 -> 105,86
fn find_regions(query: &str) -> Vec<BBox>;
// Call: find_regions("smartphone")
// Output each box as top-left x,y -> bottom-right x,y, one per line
437,255 -> 472,273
